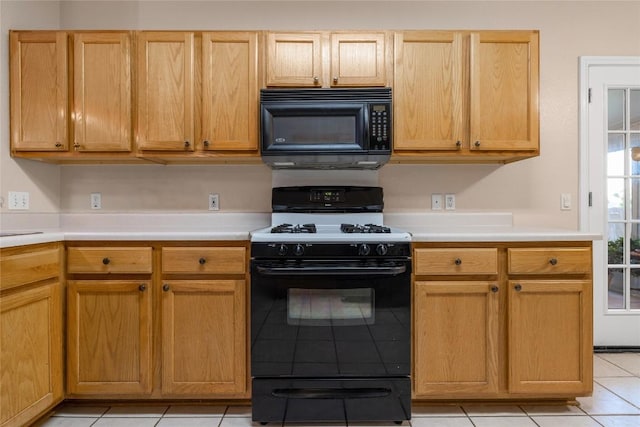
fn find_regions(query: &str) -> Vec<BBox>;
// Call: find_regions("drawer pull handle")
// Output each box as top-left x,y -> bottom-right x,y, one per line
474,140 -> 481,148
454,258 -> 462,266
491,285 -> 499,293
456,140 -> 462,148
549,258 -> 558,265
514,284 -> 522,292
102,257 -> 110,265
199,257 -> 207,265
163,284 -> 170,292
313,76 -> 319,84
138,284 -> 146,292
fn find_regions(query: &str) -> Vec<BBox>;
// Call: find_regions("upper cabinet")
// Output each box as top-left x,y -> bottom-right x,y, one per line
74,32 -> 132,152
136,31 -> 260,160
10,31 -> 135,161
9,28 -> 539,165
137,32 -> 195,152
393,30 -> 539,163
265,31 -> 391,87
10,31 -> 68,153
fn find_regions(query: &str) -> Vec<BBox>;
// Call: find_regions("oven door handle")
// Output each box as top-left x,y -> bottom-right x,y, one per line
255,264 -> 407,276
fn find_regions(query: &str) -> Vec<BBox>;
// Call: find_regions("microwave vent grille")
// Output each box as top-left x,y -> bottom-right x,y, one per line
260,88 -> 391,103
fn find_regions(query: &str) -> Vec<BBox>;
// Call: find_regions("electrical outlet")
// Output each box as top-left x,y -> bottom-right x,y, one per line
431,194 -> 443,210
209,193 -> 220,211
91,193 -> 102,209
8,191 -> 29,210
561,193 -> 571,210
445,194 -> 456,210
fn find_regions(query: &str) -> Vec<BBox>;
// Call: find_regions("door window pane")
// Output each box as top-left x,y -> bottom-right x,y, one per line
631,89 -> 640,130
631,134 -> 640,174
608,223 -> 625,265
608,178 -> 625,220
609,89 -> 626,130
608,134 -> 625,176
608,268 -> 625,309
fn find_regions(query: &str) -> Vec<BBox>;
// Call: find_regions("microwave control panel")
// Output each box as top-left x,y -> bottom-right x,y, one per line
369,104 -> 390,151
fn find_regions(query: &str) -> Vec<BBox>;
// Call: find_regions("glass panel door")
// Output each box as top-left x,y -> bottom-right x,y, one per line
607,87 -> 640,311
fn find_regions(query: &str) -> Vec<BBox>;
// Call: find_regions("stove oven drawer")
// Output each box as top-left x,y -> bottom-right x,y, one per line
414,248 -> 498,275
507,247 -> 591,274
162,247 -> 246,275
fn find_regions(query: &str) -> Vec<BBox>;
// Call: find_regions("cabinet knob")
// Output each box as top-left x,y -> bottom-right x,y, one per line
184,141 -> 190,148
203,140 -> 210,147
163,284 -> 170,292
456,140 -> 462,148
313,76 -> 319,84
73,142 -> 80,150
514,284 -> 522,292
454,258 -> 462,266
138,284 -> 146,292
474,140 -> 481,148
491,285 -> 499,293
102,257 -> 110,265
549,258 -> 558,266
199,257 -> 206,265
55,142 -> 62,148
333,77 -> 338,84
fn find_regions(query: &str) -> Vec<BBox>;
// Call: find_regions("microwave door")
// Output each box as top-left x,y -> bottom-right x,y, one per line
261,103 -> 366,153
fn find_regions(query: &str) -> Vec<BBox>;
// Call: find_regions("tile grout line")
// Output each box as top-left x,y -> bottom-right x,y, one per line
593,378 -> 640,410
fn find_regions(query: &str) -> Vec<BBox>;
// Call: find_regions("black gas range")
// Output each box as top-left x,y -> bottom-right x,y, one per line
250,186 -> 411,424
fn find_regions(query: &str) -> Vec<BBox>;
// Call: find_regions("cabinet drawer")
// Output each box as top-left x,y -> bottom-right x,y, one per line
67,247 -> 152,274
162,247 -> 246,274
508,247 -> 591,274
414,248 -> 498,275
0,246 -> 60,290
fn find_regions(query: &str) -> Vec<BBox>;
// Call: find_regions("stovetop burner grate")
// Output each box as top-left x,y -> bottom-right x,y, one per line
340,223 -> 391,234
270,223 -> 317,234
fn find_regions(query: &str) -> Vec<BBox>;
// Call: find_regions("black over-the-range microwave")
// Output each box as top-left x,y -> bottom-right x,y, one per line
259,88 -> 392,170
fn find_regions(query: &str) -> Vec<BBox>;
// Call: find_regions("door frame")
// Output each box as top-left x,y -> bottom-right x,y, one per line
579,56 -> 640,347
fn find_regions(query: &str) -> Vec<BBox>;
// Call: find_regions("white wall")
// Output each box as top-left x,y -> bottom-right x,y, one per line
3,1 -> 640,227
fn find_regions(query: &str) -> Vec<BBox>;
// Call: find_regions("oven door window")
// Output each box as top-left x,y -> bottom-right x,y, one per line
288,288 -> 374,326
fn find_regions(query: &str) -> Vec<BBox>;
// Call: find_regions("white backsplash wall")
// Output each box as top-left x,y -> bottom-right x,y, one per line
59,164 -> 273,213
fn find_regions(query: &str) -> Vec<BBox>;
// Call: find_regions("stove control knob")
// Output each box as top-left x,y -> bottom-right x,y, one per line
358,243 -> 371,256
294,244 -> 305,256
277,244 -> 288,256
376,243 -> 389,256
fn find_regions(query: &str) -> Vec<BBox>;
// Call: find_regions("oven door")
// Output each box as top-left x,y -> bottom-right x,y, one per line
250,259 -> 411,379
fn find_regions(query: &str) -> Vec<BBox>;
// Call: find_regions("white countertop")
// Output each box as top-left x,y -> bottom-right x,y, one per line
0,212 -> 600,249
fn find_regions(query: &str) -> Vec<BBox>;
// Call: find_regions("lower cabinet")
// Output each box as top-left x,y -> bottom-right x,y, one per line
65,242 -> 249,400
414,281 -> 499,396
161,279 -> 246,395
0,243 -> 63,427
66,279 -> 153,395
412,242 -> 593,400
508,279 -> 593,395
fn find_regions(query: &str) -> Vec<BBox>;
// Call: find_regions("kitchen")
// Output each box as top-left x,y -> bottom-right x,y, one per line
1,1 -> 640,427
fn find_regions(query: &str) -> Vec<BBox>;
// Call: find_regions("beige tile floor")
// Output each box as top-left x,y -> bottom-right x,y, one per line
35,353 -> 640,427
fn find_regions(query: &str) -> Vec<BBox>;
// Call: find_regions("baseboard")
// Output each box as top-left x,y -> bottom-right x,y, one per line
594,346 -> 640,353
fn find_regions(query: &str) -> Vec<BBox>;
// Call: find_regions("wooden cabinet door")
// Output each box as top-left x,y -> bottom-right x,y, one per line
73,32 -> 131,152
1,282 -> 63,427
393,31 -> 465,151
137,32 -> 194,151
508,280 -> 593,395
161,280 -> 246,396
470,31 -> 539,152
9,31 -> 68,152
201,32 -> 258,151
414,281 -> 499,397
330,32 -> 386,87
266,32 -> 323,87
67,280 -> 152,395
